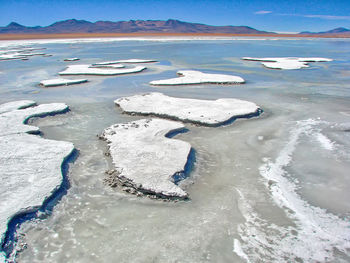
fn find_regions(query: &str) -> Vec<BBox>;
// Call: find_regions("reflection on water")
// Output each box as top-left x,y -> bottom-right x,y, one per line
0,38 -> 349,262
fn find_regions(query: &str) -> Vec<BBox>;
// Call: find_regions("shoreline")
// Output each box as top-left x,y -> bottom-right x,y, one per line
1,32 -> 350,41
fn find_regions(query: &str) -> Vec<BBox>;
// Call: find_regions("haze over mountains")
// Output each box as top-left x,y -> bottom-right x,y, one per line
0,19 -> 273,34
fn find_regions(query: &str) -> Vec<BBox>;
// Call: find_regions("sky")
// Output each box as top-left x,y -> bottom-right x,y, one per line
1,0 -> 350,33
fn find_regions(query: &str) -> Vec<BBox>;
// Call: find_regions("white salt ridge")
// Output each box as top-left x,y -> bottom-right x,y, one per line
64,58 -> 79,61
233,239 -> 250,263
315,132 -> 335,151
0,47 -> 47,61
0,103 -> 69,136
242,57 -> 332,70
240,119 -> 350,262
242,57 -> 332,62
59,64 -> 146,76
101,118 -> 191,199
0,101 -> 74,261
0,100 -> 36,114
262,61 -> 309,70
150,70 -> 245,85
39,78 -> 88,87
115,92 -> 259,126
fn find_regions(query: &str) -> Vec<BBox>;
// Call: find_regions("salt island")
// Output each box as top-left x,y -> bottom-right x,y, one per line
93,59 -> 156,65
0,100 -> 74,260
150,70 -> 245,85
100,118 -> 191,199
242,57 -> 332,70
39,78 -> 88,87
59,64 -> 146,76
0,47 -> 48,61
115,92 -> 261,126
64,58 -> 80,61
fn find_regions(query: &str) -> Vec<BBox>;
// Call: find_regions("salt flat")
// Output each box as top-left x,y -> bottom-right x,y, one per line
242,57 -> 332,70
150,70 -> 245,85
115,92 -> 260,126
59,64 -> 146,75
0,101 -> 74,261
100,118 -> 191,199
39,78 -> 88,87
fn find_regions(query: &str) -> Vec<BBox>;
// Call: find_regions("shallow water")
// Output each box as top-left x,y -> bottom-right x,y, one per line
0,38 -> 350,262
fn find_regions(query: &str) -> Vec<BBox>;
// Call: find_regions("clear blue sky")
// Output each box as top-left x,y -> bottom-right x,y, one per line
1,0 -> 350,32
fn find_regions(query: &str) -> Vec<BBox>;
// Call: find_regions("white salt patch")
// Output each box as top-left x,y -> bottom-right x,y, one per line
0,47 -> 47,61
0,102 -> 69,136
315,132 -> 334,150
115,92 -> 260,126
0,101 -> 74,252
64,58 -> 79,61
39,78 -> 88,87
262,61 -> 309,70
59,64 -> 146,76
242,57 -> 332,70
101,118 -> 190,199
0,100 -> 36,114
241,119 -> 350,262
298,58 -> 333,62
150,70 -> 245,85
233,239 -> 250,263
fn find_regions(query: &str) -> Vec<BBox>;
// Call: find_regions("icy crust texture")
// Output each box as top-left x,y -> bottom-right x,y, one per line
0,101 -> 74,254
150,70 -> 245,85
101,118 -> 191,199
0,100 -> 36,114
39,78 -> 88,87
236,119 -> 350,262
0,102 -> 69,136
0,47 -> 47,61
59,64 -> 146,76
242,57 -> 332,70
115,92 -> 260,126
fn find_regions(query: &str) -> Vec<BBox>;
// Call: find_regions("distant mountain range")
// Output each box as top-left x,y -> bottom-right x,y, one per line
300,27 -> 350,35
0,19 -> 274,34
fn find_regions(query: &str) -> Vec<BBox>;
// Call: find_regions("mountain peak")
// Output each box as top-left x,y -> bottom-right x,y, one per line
300,27 -> 350,34
49,19 -> 92,27
6,22 -> 25,28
